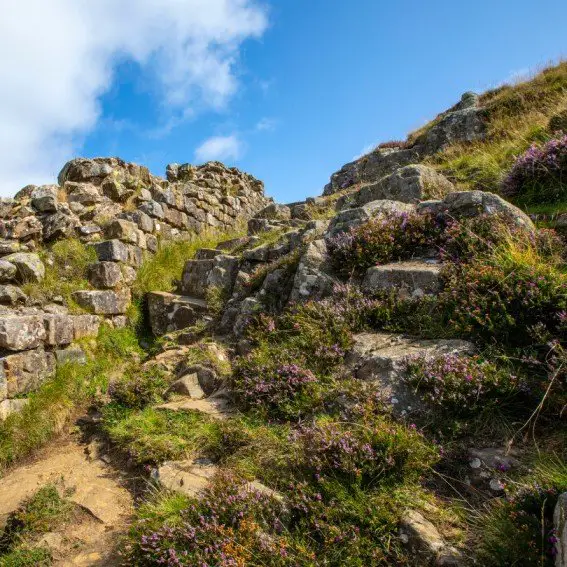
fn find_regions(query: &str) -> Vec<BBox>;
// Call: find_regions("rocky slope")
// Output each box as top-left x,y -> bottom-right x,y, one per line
1,63 -> 567,566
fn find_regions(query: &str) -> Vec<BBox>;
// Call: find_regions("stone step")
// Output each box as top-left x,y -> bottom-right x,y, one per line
180,259 -> 215,298
156,389 -> 233,419
147,291 -> 208,336
363,260 -> 442,298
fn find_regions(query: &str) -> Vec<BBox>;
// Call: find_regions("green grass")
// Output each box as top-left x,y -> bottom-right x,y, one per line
0,484 -> 76,566
0,325 -> 142,472
132,227 -> 245,297
21,239 -> 97,311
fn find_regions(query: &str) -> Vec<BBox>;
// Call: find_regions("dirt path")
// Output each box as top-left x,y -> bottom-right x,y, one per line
0,435 -> 136,566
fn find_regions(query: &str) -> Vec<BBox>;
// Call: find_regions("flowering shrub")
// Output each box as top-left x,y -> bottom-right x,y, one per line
327,211 -> 447,276
502,134 -> 567,203
293,413 -> 437,485
439,261 -> 567,347
127,473 -> 293,566
232,362 -> 318,419
403,354 -> 521,412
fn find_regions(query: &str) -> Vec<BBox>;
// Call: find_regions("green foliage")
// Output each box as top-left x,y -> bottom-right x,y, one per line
0,547 -> 51,567
0,325 -> 142,470
109,366 -> 169,409
22,239 -> 96,309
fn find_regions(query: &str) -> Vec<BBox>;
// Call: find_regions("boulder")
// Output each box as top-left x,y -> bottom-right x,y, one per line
555,492 -> 567,567
0,285 -> 27,305
363,261 -> 442,298
72,289 -> 131,315
418,191 -> 535,231
181,259 -> 215,298
41,209 -> 81,241
152,458 -> 217,498
91,240 -> 129,263
105,219 -> 139,244
0,241 -> 20,256
0,315 -> 46,350
58,158 -> 115,185
88,262 -> 123,289
207,255 -> 239,297
138,200 -> 165,219
352,165 -> 454,207
147,292 -> 208,336
0,260 -> 17,283
399,510 -> 462,566
290,239 -> 337,302
3,253 -> 45,283
31,185 -> 58,212
65,183 -> 102,205
1,347 -> 56,397
346,333 -> 474,414
255,203 -> 291,220
6,216 -> 43,241
327,200 -> 415,236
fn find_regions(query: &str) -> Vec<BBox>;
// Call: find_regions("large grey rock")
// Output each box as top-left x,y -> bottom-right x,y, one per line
0,285 -> 27,305
1,347 -> 56,397
363,261 -> 442,298
351,165 -> 454,208
91,240 -> 129,263
72,289 -> 131,315
166,373 -> 205,399
138,200 -> 165,219
147,292 -> 208,336
0,315 -> 46,350
73,314 -> 101,339
88,262 -> 123,289
346,333 -> 474,414
152,458 -> 217,498
399,510 -> 462,566
58,158 -> 115,185
105,219 -> 140,244
0,260 -> 17,283
255,203 -> 291,220
555,493 -> 567,567
31,185 -> 58,212
323,147 -> 422,195
420,106 -> 486,155
55,346 -> 87,366
207,255 -> 239,297
65,183 -> 102,205
181,259 -> 215,298
3,253 -> 45,283
290,239 -> 337,302
327,200 -> 415,236
418,190 -> 535,231
0,241 -> 20,256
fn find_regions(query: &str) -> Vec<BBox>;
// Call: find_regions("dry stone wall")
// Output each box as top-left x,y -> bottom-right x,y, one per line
0,157 -> 271,420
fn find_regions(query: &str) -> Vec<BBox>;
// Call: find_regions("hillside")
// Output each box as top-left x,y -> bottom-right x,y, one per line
0,63 -> 566,566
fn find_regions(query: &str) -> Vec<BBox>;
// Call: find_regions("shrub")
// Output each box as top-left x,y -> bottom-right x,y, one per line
109,367 -> 169,409
403,354 -> 522,413
327,211 -> 447,277
502,134 -> 567,204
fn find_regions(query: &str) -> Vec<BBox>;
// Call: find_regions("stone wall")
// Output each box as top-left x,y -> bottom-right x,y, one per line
0,157 -> 271,420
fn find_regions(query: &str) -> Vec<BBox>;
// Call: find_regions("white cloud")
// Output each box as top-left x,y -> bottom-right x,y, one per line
195,134 -> 243,162
0,0 -> 268,195
256,117 -> 277,131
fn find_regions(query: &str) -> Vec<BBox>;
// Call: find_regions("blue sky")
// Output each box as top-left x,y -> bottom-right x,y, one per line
1,1 -> 566,201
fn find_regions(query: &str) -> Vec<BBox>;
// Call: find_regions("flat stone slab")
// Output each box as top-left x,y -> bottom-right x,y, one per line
153,458 -> 217,498
363,260 -> 442,297
147,291 -> 208,336
156,391 -> 233,419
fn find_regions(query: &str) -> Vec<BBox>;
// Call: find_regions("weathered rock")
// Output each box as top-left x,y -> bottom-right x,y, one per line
255,203 -> 291,220
554,492 -> 567,567
176,364 -> 219,396
55,346 -> 87,366
31,185 -> 58,212
290,239 -> 337,302
152,458 -> 217,498
0,285 -> 26,305
0,315 -> 46,350
346,333 -> 474,413
181,259 -> 215,298
58,158 -> 115,185
3,253 -> 45,283
138,200 -> 165,219
0,241 -> 20,256
0,198 -> 15,218
73,314 -> 101,340
327,199 -> 415,236
5,215 -> 43,241
399,510 -> 462,566
418,190 -> 535,231
41,209 -> 81,241
351,165 -> 454,208
43,314 -> 75,346
105,219 -> 139,244
1,347 -> 56,397
65,183 -> 102,205
147,292 -> 208,336
0,398 -> 29,422
363,261 -> 442,298
88,262 -> 123,289
72,289 -> 131,315
91,240 -> 129,263
0,260 -> 17,283
166,373 -> 205,399
207,255 -> 239,297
